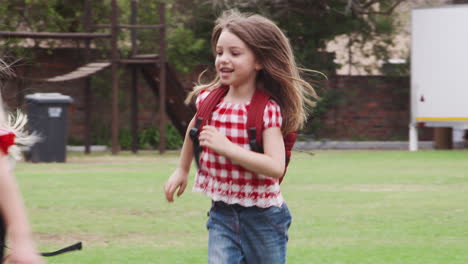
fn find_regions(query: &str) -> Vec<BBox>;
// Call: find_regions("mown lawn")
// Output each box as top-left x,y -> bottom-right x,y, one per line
13,150 -> 468,264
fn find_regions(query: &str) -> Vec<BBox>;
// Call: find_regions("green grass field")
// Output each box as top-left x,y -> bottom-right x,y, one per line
14,150 -> 468,264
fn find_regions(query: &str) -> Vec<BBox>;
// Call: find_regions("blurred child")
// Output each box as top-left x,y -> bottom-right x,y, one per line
0,58 -> 43,264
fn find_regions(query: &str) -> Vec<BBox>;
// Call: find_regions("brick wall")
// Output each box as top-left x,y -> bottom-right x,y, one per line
2,48 -> 432,143
312,75 -> 432,140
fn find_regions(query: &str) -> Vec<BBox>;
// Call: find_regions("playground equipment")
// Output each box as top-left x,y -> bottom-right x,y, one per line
410,5 -> 468,151
0,0 -> 195,154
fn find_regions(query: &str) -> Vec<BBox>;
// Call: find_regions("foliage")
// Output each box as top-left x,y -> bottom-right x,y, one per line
118,128 -> 132,149
137,124 -> 183,150
106,0 -> 206,73
0,1 -> 82,34
172,0 -> 404,76
90,120 -> 111,146
0,1 -> 206,73
167,26 -> 206,73
116,124 -> 183,150
0,1 -> 406,75
72,123 -> 182,149
165,122 -> 184,149
138,127 -> 158,149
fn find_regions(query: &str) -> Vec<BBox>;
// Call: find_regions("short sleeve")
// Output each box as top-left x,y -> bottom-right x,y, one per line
0,129 -> 15,155
263,100 -> 282,129
195,89 -> 212,111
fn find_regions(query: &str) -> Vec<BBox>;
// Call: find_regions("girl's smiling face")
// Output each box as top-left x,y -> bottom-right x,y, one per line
215,29 -> 262,89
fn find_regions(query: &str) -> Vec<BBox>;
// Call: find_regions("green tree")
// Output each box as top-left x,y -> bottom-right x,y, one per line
0,0 -> 206,73
0,0 -> 404,75
171,0 -> 404,76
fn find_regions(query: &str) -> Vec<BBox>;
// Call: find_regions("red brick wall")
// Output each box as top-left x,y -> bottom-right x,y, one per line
2,48 -> 432,143
313,75 -> 432,140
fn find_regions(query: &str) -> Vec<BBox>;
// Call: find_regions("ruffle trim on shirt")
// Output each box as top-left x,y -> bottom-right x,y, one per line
193,172 -> 284,208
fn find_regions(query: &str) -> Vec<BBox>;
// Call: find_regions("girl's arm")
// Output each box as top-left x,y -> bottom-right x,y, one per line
0,154 -> 43,264
164,116 -> 196,202
199,126 -> 285,178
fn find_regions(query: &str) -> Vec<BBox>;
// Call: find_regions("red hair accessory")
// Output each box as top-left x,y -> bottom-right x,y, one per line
0,129 -> 15,154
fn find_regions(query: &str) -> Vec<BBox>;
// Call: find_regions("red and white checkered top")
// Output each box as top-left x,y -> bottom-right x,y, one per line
192,89 -> 284,208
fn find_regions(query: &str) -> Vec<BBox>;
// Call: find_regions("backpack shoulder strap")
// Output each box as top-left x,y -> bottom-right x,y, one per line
190,86 -> 229,168
196,86 -> 229,126
246,89 -> 270,153
246,90 -> 298,183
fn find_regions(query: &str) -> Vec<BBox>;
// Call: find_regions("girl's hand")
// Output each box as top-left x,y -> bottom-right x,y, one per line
164,168 -> 188,202
3,242 -> 43,264
199,126 -> 232,156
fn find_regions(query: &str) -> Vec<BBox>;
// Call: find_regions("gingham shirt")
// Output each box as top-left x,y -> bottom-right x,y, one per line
192,89 -> 284,208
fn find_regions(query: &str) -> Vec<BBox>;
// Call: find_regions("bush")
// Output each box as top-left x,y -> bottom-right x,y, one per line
135,124 -> 183,150
138,127 -> 158,149
165,124 -> 183,149
119,128 -> 132,150
89,124 -> 183,150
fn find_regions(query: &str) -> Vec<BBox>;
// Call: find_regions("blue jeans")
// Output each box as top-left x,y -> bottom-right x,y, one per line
206,201 -> 292,264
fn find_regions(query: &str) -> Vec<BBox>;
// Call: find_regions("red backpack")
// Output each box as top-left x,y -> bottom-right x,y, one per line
189,86 -> 297,183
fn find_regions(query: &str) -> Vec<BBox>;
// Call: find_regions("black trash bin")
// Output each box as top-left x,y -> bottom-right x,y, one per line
25,93 -> 73,162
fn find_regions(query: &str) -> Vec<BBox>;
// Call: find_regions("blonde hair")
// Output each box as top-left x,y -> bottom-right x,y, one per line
187,9 -> 320,134
0,59 -> 38,161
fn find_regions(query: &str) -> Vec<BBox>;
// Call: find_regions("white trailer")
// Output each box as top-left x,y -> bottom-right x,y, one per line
410,5 -> 468,151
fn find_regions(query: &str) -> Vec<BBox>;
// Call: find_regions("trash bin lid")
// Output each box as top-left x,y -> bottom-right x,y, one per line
25,93 -> 73,104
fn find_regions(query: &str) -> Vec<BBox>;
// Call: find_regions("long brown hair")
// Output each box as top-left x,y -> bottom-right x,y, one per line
188,10 -> 320,134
